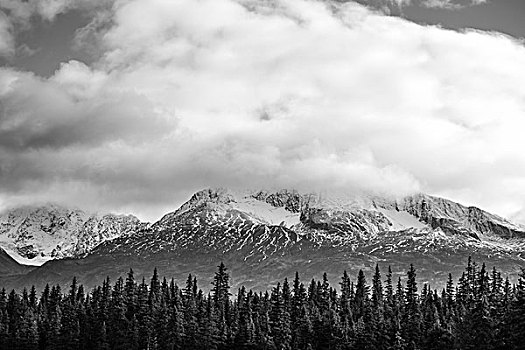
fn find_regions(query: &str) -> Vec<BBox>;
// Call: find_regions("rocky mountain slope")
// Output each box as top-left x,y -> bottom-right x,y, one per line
0,204 -> 147,265
94,188 -> 525,259
2,188 -> 525,291
0,247 -> 34,276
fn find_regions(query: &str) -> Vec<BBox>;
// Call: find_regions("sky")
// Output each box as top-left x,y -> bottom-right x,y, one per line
0,0 -> 525,223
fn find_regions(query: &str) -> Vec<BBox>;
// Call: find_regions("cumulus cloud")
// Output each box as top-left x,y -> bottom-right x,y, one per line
0,63 -> 174,150
0,11 -> 14,57
421,0 -> 488,9
1,0 -> 525,222
350,0 -> 489,11
0,0 -> 115,64
332,0 -> 408,15
332,0 -> 486,13
0,0 -> 115,23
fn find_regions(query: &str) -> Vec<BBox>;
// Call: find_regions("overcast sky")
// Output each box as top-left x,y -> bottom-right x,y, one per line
1,0 -> 525,223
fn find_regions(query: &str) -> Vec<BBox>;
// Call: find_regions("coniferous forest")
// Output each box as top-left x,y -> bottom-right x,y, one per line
1,258 -> 525,349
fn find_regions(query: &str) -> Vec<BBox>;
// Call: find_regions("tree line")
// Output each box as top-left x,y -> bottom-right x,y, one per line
1,258 -> 525,349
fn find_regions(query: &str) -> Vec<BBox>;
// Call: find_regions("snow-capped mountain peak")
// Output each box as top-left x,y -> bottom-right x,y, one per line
4,188 -> 525,291
0,204 -> 147,265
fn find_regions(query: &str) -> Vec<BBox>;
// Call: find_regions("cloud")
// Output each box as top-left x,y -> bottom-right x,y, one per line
330,0 -> 487,13
0,0 -> 116,65
421,0 -> 488,10
348,0 -> 489,11
0,11 -> 14,57
1,0 -> 525,223
332,0 -> 409,15
0,63 -> 174,151
0,0 -> 115,22
0,0 -> 116,61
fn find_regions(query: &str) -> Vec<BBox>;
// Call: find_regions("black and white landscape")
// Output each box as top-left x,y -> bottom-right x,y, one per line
1,188 -> 525,291
1,0 -> 525,349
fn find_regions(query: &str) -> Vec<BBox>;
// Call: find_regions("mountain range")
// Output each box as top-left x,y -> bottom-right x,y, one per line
0,204 -> 145,265
1,188 -> 525,291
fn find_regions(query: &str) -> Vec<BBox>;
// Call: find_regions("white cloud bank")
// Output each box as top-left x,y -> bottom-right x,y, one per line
422,0 -> 488,10
1,0 -> 525,222
0,10 -> 14,57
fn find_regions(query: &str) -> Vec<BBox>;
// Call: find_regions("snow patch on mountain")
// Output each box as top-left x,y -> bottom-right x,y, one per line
0,204 -> 145,265
5,188 -> 525,270
232,199 -> 300,228
90,188 -> 525,272
376,208 -> 426,231
0,244 -> 51,266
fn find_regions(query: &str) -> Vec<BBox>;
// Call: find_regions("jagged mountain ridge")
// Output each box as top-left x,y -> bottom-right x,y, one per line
2,188 -> 525,291
0,204 -> 148,265
96,188 -> 525,257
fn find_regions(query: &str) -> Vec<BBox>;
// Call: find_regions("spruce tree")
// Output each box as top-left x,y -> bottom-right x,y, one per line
269,283 -> 291,350
124,268 -> 137,321
0,289 -> 7,349
402,264 -> 420,350
212,262 -> 231,348
372,264 -> 383,308
108,277 -> 129,350
509,268 -> 525,349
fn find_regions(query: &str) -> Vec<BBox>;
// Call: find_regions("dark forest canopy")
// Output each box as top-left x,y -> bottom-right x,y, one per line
1,258 -> 525,349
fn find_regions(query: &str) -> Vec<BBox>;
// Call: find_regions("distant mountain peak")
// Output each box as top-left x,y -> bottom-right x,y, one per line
0,203 -> 147,265
3,187 -> 525,291
152,187 -> 525,243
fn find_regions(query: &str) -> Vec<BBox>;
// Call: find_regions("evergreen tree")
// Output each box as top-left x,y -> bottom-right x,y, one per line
354,269 -> 369,322
124,268 -> 137,321
269,283 -> 292,350
509,268 -> 525,349
59,279 -> 80,350
108,277 -> 129,350
372,264 -> 383,308
402,264 -> 420,350
211,262 -> 231,348
0,288 -> 8,349
0,259 -> 523,350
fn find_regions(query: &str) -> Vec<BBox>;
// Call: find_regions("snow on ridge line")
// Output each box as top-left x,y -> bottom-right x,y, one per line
376,208 -> 426,231
230,190 -> 427,231
232,198 -> 300,228
0,204 -> 145,266
193,188 -> 429,230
